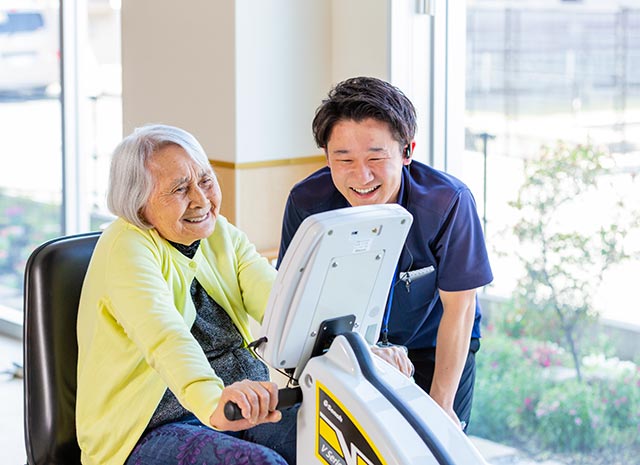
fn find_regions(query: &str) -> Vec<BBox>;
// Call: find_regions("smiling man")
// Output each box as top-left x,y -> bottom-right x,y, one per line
277,77 -> 493,432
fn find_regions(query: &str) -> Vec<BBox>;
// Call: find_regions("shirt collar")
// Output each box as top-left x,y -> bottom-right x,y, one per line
395,165 -> 410,207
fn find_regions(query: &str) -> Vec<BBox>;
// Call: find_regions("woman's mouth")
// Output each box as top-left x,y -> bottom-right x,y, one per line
184,212 -> 210,223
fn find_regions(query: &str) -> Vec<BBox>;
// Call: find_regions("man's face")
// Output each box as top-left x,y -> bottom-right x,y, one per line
326,118 -> 411,207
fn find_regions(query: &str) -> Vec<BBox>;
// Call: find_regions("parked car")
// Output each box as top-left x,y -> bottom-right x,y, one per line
0,6 -> 60,97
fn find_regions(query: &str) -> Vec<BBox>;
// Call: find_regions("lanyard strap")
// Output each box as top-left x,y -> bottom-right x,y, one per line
379,265 -> 399,345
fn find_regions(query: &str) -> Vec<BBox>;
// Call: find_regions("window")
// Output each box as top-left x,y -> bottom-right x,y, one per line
0,3 -> 62,320
0,0 -> 121,324
461,1 -> 640,462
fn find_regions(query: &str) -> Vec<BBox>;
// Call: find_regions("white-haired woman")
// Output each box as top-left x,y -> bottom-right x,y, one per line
76,124 -> 296,465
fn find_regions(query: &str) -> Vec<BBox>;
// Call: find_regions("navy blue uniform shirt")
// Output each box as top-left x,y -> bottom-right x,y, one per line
277,161 -> 493,350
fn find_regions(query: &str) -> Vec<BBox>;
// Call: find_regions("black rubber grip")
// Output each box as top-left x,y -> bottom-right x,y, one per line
223,387 -> 302,421
223,401 -> 243,421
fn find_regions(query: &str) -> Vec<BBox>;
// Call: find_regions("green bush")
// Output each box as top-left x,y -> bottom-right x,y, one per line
469,330 -> 640,454
0,191 -> 61,289
583,355 -> 640,431
534,381 -> 604,451
0,190 -> 111,297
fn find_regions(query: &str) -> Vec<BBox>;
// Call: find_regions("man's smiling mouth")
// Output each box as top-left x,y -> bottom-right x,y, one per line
351,185 -> 380,194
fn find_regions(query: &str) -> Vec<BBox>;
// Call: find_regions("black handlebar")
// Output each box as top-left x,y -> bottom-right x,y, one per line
223,387 -> 302,421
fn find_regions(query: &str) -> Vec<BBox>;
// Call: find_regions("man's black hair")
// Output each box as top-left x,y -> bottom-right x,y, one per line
312,76 -> 417,149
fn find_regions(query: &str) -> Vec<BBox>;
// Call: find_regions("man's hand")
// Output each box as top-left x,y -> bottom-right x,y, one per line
442,405 -> 466,431
209,380 -> 282,431
371,344 -> 414,378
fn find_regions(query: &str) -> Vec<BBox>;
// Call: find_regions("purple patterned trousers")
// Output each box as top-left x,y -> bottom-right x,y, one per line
125,406 -> 298,465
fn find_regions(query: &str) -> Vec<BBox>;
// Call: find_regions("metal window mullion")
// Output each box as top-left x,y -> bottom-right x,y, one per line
430,0 -> 448,171
61,0 -> 89,235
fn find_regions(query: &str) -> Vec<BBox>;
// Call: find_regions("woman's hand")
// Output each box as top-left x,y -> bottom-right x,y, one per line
370,344 -> 414,378
209,380 -> 282,431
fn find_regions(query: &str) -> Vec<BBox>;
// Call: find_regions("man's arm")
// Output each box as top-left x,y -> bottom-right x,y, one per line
429,288 -> 477,429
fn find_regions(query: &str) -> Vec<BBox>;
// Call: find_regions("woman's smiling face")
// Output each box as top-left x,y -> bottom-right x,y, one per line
142,144 -> 221,245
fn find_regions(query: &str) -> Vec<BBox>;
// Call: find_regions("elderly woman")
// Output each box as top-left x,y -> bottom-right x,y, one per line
76,124 -> 296,465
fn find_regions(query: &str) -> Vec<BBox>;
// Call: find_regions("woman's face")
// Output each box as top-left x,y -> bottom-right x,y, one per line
142,144 -> 221,245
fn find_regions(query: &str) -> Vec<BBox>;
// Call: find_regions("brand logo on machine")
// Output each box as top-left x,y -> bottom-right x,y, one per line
316,382 -> 386,465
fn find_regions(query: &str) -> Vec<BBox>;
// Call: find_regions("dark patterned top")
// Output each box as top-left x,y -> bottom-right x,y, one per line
147,240 -> 269,429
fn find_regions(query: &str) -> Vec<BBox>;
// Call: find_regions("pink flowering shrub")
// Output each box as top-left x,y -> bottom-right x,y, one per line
534,382 -> 604,451
470,331 -> 640,453
0,192 -> 61,289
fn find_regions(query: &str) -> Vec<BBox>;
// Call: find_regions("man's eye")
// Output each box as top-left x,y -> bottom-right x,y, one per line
174,186 -> 187,194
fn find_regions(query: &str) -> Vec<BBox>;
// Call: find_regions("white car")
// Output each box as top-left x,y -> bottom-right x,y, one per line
0,7 -> 60,96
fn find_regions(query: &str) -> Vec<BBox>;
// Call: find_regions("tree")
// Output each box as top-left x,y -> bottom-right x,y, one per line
508,142 -> 639,381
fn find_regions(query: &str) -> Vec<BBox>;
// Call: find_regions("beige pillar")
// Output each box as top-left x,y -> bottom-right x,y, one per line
121,0 -> 392,252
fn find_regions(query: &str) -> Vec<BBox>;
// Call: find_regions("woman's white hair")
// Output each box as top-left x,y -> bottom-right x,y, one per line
107,124 -> 212,229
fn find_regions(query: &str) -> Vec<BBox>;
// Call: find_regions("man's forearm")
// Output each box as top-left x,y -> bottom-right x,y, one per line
430,289 -> 476,417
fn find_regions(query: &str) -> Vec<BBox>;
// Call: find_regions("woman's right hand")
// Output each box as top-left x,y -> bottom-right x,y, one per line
209,379 -> 282,431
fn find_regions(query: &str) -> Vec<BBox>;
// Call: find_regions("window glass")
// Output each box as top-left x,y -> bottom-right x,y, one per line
0,0 -> 121,318
0,2 -> 62,314
0,11 -> 45,33
464,1 -> 640,462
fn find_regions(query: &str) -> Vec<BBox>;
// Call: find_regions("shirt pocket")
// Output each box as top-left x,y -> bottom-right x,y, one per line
398,265 -> 436,294
388,265 -> 439,342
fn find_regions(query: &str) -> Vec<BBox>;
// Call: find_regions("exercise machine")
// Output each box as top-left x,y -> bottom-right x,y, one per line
230,204 -> 489,465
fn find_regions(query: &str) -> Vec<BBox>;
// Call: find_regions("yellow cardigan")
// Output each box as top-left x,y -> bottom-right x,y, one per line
76,216 -> 276,465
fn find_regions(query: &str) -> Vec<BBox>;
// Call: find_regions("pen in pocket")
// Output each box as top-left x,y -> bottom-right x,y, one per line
399,265 -> 435,292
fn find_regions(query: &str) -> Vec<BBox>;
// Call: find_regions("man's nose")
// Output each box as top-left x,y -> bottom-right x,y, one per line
352,161 -> 374,183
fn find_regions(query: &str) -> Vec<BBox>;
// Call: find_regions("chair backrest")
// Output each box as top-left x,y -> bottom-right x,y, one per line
23,232 -> 101,465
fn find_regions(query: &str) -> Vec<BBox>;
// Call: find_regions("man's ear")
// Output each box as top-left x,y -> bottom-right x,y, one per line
403,141 -> 416,165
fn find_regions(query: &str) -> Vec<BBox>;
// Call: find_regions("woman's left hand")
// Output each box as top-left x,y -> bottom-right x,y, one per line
370,345 -> 414,378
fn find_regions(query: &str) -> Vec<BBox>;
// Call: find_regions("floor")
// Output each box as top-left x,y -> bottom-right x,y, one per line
0,331 -> 564,465
0,333 -> 25,465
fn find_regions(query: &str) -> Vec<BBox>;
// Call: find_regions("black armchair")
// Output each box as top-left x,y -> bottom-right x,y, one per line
23,233 -> 100,465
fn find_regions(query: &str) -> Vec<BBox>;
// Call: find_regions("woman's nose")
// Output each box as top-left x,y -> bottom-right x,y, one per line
189,186 -> 210,207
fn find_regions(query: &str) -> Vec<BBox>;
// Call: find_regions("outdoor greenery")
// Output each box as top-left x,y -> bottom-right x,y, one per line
505,142 -> 640,380
469,326 -> 640,462
472,142 -> 640,463
0,190 -> 61,291
0,191 -> 112,298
